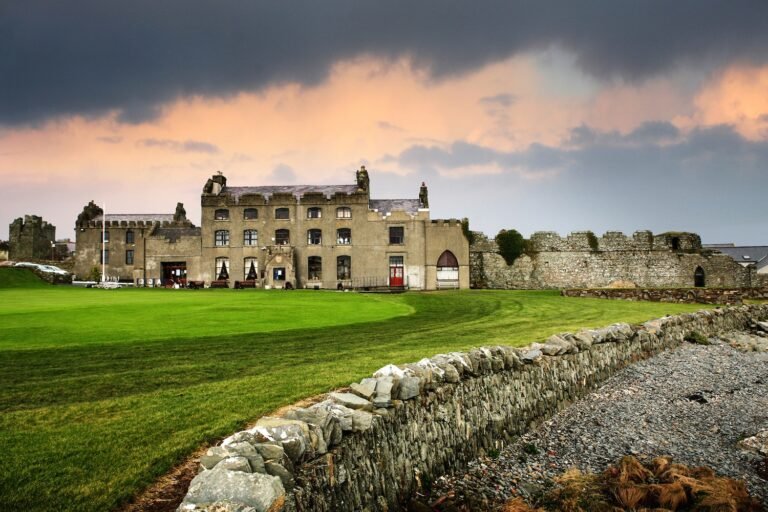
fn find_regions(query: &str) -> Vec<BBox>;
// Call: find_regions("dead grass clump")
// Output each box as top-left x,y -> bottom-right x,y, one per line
503,455 -> 763,512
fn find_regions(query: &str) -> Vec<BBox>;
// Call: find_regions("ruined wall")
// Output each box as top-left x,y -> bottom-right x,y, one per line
561,287 -> 768,305
177,305 -> 768,512
8,215 -> 56,260
471,231 -> 753,289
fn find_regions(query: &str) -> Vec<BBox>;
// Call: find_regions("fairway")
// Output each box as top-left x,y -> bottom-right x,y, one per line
0,271 -> 713,512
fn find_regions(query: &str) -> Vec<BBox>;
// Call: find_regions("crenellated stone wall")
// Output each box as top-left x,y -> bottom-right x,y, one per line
177,304 -> 768,512
470,231 -> 755,290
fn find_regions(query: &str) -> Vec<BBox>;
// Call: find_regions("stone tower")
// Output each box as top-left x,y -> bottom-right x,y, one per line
9,215 -> 56,260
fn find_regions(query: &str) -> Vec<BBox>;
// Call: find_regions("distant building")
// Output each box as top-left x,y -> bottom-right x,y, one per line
704,244 -> 768,275
74,167 -> 470,289
0,241 -> 9,261
8,215 -> 56,261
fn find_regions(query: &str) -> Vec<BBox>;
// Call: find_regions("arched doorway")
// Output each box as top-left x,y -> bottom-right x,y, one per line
436,250 -> 459,289
694,266 -> 705,287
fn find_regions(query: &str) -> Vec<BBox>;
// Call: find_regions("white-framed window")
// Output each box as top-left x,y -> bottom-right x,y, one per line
215,257 -> 229,280
336,206 -> 351,219
336,228 -> 351,245
308,256 -> 322,280
275,229 -> 290,245
307,229 -> 322,245
337,255 -> 351,280
307,207 -> 322,219
244,258 -> 258,280
215,230 -> 229,246
243,229 -> 258,246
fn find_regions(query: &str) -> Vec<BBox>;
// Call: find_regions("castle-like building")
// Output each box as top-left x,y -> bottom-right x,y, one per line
73,167 -> 470,290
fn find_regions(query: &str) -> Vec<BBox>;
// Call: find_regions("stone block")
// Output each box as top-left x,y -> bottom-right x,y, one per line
180,466 -> 285,512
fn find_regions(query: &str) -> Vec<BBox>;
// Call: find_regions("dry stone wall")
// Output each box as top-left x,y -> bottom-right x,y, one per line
562,287 -> 768,304
471,231 -> 754,289
178,305 -> 768,512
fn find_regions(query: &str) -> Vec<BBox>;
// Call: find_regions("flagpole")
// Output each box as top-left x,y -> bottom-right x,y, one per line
102,202 -> 106,283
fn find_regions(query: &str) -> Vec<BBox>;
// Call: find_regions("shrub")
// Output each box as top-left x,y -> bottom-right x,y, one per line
461,217 -> 476,245
685,331 -> 710,345
89,266 -> 101,282
496,229 -> 526,265
586,231 -> 599,252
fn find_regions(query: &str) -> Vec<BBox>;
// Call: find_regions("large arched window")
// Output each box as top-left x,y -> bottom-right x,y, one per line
214,208 -> 229,220
308,256 -> 322,280
214,230 -> 229,246
244,258 -> 258,280
336,228 -> 351,245
336,206 -> 352,219
275,229 -> 290,245
436,250 -> 459,289
307,229 -> 322,245
215,257 -> 229,280
337,256 -> 351,280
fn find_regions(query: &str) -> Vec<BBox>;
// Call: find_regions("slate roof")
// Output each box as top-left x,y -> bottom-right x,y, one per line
152,226 -> 202,242
223,185 -> 359,200
369,199 -> 422,215
97,214 -> 175,223
712,246 -> 768,268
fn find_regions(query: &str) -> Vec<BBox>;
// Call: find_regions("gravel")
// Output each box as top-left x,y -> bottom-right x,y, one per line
425,333 -> 768,510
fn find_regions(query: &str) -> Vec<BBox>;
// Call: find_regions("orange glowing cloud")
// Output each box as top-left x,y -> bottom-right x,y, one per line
687,64 -> 768,140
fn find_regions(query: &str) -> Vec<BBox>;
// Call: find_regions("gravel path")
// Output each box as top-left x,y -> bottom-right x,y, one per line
426,334 -> 768,510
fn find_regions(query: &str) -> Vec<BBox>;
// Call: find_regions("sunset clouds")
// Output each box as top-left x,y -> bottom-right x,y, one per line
1,2 -> 767,242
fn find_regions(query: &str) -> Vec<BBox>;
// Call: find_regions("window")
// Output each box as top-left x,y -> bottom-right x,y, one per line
275,208 -> 290,220
215,257 -> 229,280
244,258 -> 258,280
389,226 -> 404,244
243,229 -> 258,246
275,229 -> 290,245
103,230 -> 110,243
336,228 -> 351,245
389,255 -> 404,266
243,208 -> 258,220
215,230 -> 230,246
337,256 -> 351,280
336,206 -> 352,219
307,229 -> 322,245
100,249 -> 109,264
273,267 -> 285,281
125,230 -> 134,244
307,207 -> 322,219
125,250 -> 134,265
308,256 -> 322,280
214,209 -> 229,220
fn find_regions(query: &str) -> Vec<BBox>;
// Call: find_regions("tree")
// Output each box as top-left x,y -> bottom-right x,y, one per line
496,229 -> 526,265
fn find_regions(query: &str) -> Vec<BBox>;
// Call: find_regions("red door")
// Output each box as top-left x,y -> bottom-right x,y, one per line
389,266 -> 404,287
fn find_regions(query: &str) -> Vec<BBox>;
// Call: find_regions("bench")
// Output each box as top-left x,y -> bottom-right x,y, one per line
187,280 -> 205,289
209,280 -> 229,289
234,280 -> 258,289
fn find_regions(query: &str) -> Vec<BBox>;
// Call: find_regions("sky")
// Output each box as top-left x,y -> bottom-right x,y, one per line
1,1 -> 767,244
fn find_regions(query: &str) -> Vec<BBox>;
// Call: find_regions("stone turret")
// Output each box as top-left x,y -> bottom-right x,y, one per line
9,215 -> 56,260
203,172 -> 227,195
173,202 -> 187,223
419,182 -> 429,208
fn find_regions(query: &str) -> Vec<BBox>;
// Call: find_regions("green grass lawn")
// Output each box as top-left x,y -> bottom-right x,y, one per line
0,269 -> 712,511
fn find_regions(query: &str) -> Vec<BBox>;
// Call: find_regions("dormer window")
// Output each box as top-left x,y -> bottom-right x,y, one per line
214,209 -> 229,220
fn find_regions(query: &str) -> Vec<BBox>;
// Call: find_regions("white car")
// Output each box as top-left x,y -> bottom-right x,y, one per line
14,262 -> 70,275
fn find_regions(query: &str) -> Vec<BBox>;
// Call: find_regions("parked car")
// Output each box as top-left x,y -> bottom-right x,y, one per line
14,262 -> 70,275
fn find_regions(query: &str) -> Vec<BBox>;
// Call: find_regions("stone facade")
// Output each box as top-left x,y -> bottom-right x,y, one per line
471,230 -> 756,289
177,304 -> 768,512
8,215 -> 56,261
74,168 -> 470,290
561,286 -> 768,305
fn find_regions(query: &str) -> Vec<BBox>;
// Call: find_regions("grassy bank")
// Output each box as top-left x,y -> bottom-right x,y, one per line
0,272 -> 710,511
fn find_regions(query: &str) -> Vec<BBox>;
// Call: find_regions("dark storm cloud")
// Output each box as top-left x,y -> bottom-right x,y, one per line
2,1 -> 767,126
137,138 -> 220,153
378,123 -> 768,243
